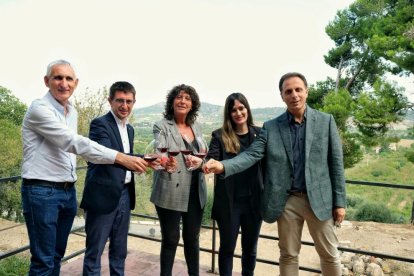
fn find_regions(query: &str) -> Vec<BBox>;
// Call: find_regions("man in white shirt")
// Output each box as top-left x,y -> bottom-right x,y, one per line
21,60 -> 148,276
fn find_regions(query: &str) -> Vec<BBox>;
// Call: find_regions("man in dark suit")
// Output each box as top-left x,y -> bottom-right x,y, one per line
80,81 -> 147,275
205,72 -> 346,276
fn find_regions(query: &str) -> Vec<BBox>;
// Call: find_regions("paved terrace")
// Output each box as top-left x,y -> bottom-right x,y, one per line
60,248 -> 229,276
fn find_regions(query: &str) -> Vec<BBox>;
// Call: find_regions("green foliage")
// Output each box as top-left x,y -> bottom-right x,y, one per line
0,255 -> 30,276
404,150 -> 414,163
73,87 -> 110,136
307,78 -> 336,110
0,86 -> 27,126
0,181 -> 23,222
354,202 -> 401,223
346,194 -> 366,208
346,147 -> 414,222
134,170 -> 156,216
367,0 -> 414,74
321,89 -> 354,131
325,4 -> 389,91
345,194 -> 365,221
0,119 -> 23,177
322,0 -> 411,166
353,80 -> 408,146
341,132 -> 364,169
202,185 -> 214,226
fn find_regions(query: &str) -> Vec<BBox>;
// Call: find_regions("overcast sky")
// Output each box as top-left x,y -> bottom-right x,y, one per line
2,0 -> 411,108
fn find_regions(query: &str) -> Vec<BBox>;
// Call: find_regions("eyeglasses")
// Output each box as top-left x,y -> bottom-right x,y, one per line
114,99 -> 135,105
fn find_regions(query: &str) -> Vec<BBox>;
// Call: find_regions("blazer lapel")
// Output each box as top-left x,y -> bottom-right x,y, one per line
106,112 -> 124,152
277,112 -> 294,168
127,124 -> 134,154
305,107 -> 316,162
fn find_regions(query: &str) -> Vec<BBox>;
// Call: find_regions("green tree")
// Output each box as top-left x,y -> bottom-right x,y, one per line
353,79 -> 408,146
319,0 -> 411,167
0,119 -> 24,222
368,0 -> 414,74
307,78 -> 336,110
325,4 -> 388,93
73,87 -> 110,136
0,86 -> 27,126
0,120 -> 23,177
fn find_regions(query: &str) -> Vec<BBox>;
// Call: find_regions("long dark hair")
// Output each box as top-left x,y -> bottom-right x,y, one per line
222,93 -> 254,154
163,84 -> 200,125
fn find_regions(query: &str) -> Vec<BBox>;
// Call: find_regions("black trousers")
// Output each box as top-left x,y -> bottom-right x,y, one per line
155,184 -> 203,276
216,198 -> 262,276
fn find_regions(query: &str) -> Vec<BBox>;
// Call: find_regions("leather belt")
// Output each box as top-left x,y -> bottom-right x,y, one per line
287,190 -> 307,197
22,178 -> 75,190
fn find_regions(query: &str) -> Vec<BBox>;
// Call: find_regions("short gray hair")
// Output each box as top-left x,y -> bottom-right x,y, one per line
46,60 -> 74,77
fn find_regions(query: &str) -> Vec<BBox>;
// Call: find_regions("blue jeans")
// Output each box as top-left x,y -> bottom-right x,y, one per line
21,183 -> 77,276
83,186 -> 131,276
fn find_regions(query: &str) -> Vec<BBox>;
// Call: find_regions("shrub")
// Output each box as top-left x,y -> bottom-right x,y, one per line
346,194 -> 365,208
371,169 -> 383,177
354,202 -> 401,223
0,181 -> 23,222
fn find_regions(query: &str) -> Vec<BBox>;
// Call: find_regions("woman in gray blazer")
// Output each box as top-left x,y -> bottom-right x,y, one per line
150,84 -> 207,276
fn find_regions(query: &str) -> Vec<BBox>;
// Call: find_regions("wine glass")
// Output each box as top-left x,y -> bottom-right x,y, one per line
181,134 -> 197,171
194,135 -> 209,160
164,130 -> 179,173
143,139 -> 164,170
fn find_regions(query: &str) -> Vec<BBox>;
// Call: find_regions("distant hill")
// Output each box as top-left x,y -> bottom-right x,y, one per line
134,102 -> 165,115
405,109 -> 414,121
134,102 -> 285,125
134,102 -> 223,116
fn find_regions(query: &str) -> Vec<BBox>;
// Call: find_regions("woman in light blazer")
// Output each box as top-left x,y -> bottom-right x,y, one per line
207,93 -> 263,276
150,84 -> 207,276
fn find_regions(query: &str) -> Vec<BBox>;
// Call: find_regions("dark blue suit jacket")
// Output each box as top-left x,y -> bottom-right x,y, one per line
80,112 -> 136,214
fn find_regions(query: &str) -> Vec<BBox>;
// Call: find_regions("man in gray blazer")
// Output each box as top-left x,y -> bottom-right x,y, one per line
205,72 -> 346,276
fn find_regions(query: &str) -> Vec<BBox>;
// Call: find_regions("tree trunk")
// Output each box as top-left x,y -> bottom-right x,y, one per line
335,57 -> 343,92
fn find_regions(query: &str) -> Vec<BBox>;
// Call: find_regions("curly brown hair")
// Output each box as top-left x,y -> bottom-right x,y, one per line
163,84 -> 200,125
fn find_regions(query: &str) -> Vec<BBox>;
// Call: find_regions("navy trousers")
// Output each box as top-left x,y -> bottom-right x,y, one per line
82,186 -> 131,276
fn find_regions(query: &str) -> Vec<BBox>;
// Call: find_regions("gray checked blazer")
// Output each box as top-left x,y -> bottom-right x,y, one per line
150,118 -> 207,212
222,106 -> 346,223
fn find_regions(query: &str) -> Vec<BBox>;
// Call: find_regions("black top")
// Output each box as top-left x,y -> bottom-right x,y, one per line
287,111 -> 307,192
234,132 -> 255,198
208,126 -> 264,221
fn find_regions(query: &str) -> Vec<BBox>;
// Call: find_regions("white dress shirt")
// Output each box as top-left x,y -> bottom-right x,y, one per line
110,110 -> 132,184
21,92 -> 118,182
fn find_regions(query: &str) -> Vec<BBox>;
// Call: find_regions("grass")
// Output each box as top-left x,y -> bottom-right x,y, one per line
0,255 -> 30,276
345,147 -> 414,223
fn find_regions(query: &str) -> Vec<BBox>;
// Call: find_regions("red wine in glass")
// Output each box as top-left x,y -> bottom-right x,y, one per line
194,153 -> 207,159
168,150 -> 180,157
144,154 -> 158,162
180,149 -> 193,155
157,147 -> 168,153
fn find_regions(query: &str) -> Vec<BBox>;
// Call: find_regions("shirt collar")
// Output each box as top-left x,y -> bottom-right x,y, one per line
110,110 -> 129,127
45,91 -> 73,115
287,107 -> 307,124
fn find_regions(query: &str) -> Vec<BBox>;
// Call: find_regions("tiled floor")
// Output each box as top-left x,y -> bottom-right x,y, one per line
60,249 -> 230,275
